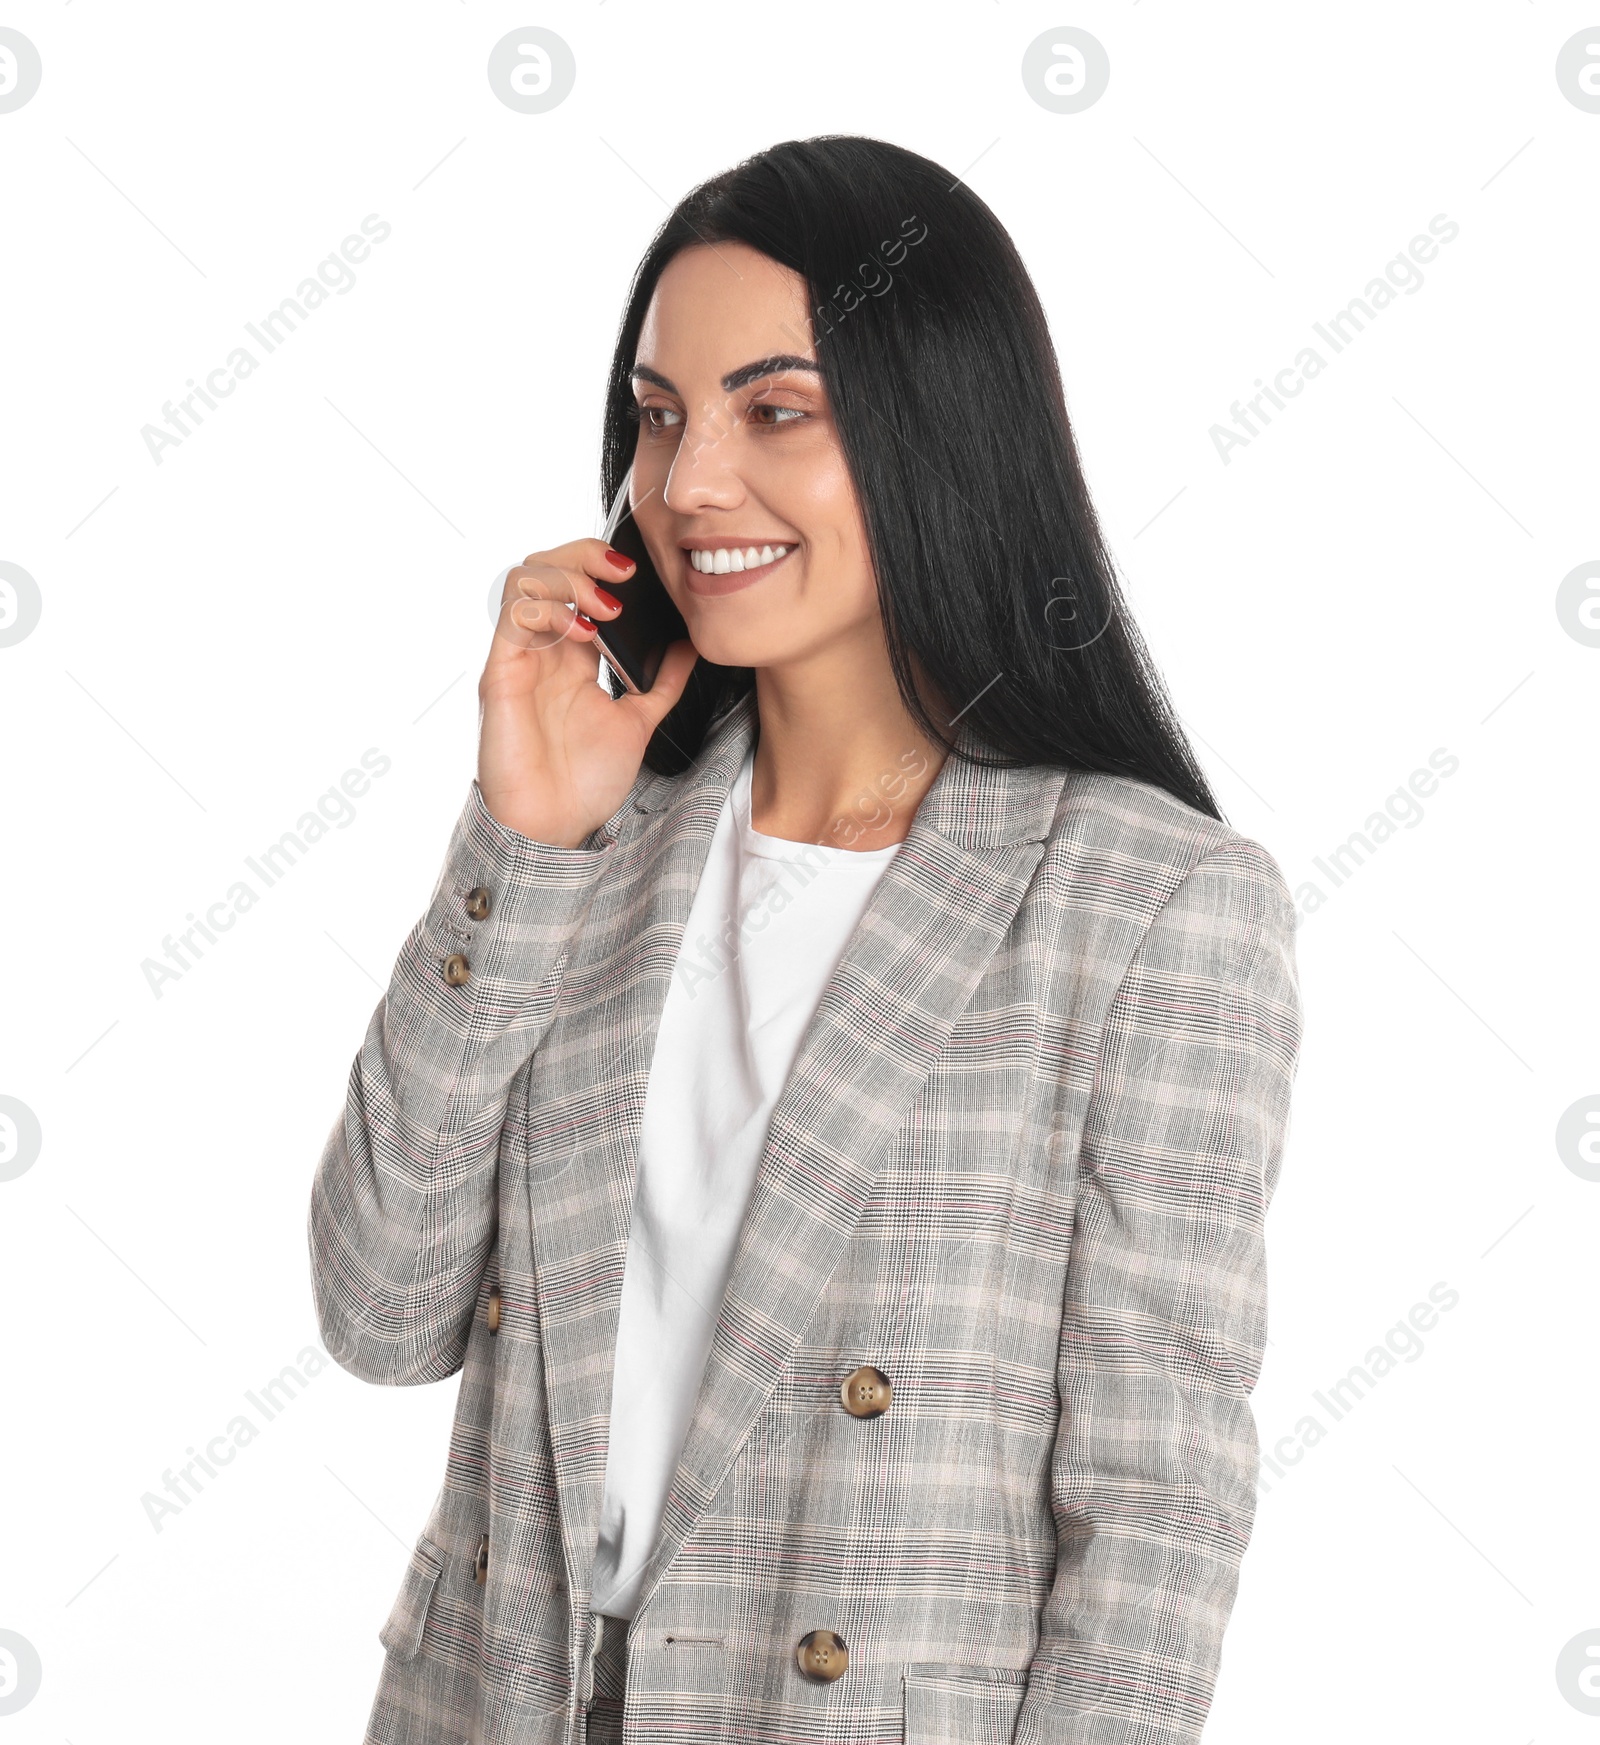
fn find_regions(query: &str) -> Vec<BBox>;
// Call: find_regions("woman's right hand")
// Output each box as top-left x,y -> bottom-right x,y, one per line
478,539 -> 698,848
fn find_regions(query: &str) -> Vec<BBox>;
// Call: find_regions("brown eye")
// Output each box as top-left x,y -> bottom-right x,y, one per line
628,404 -> 684,435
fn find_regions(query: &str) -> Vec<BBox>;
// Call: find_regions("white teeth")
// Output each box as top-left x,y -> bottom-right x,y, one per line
687,544 -> 791,573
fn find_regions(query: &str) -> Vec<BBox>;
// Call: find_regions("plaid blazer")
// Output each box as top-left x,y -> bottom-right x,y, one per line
308,688 -> 1302,1745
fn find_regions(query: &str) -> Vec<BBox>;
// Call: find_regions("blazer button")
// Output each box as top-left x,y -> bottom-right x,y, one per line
796,1629 -> 849,1683
486,1288 -> 501,1335
840,1365 -> 892,1418
472,1534 -> 489,1585
465,885 -> 490,921
443,954 -> 471,987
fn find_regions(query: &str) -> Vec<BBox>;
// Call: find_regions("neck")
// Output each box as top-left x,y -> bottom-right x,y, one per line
747,636 -> 948,851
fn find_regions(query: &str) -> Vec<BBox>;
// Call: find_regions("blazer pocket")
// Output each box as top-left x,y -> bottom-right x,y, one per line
378,1536 -> 445,1661
902,1663 -> 1027,1745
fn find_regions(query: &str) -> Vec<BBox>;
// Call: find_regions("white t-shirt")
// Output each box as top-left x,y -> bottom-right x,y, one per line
590,747 -> 900,1618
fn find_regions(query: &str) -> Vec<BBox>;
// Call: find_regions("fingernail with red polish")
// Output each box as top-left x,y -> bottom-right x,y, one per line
603,548 -> 635,570
593,586 -> 622,612
574,611 -> 596,629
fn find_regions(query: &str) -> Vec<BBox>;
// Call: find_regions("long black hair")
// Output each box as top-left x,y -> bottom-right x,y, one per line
599,134 -> 1223,822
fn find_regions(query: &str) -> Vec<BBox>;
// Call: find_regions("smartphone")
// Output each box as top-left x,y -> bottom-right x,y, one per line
591,474 -> 687,695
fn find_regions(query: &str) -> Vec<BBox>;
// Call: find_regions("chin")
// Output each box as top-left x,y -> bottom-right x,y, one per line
681,624 -> 791,670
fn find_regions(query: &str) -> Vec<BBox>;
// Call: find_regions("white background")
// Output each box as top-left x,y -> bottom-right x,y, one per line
2,3 -> 1596,1739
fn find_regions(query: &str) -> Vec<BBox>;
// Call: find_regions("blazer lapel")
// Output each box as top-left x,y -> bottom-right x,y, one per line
525,693 -> 759,1610
625,725 -> 1071,1616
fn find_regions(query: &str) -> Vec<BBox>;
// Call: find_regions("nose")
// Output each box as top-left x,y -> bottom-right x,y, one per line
662,404 -> 746,515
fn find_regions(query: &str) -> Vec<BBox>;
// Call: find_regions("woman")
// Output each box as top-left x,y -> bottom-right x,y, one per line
309,135 -> 1302,1745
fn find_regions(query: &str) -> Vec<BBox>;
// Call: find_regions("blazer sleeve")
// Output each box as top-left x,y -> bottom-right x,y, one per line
308,780 -> 615,1387
1014,841 -> 1303,1744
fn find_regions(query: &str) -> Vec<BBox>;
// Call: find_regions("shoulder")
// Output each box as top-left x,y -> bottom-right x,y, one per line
1035,768 -> 1297,948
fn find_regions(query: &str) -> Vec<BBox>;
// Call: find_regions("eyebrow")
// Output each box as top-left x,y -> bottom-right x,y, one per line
630,354 -> 821,396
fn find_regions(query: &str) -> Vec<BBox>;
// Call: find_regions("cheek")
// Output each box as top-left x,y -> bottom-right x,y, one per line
629,491 -> 675,574
782,449 -> 870,562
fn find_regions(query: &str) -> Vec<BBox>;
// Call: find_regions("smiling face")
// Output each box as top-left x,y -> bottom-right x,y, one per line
626,242 -> 882,674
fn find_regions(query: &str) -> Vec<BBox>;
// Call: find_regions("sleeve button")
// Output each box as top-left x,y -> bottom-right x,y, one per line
465,886 -> 490,921
443,954 -> 471,987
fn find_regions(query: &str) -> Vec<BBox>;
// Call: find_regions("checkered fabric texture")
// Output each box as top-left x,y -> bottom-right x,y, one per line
585,1613 -> 629,1745
308,690 -> 1303,1744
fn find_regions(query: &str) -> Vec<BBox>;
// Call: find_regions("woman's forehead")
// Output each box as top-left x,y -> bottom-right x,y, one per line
637,244 -> 815,373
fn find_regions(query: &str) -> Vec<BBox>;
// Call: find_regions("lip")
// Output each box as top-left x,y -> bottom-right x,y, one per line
678,538 -> 796,598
